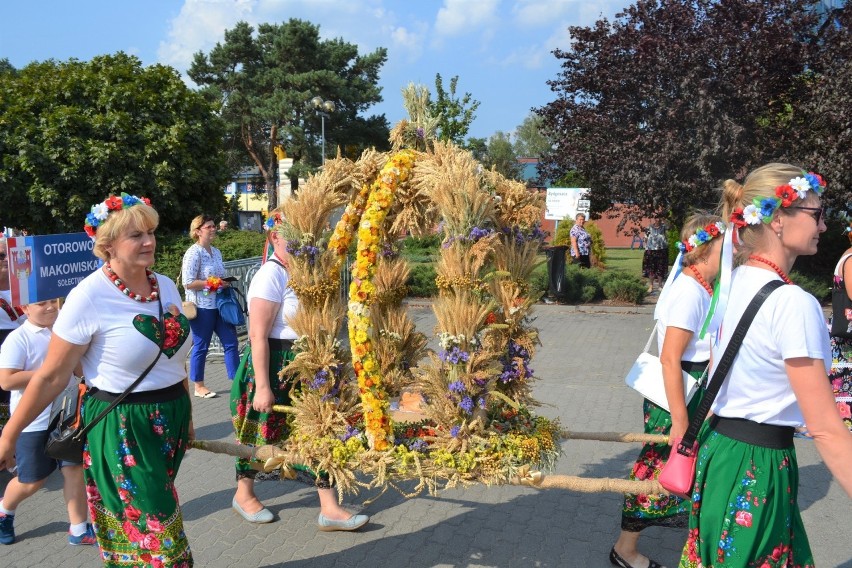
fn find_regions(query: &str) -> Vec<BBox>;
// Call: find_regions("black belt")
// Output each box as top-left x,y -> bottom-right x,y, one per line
681,360 -> 708,374
268,338 -> 294,351
89,381 -> 187,404
710,416 -> 794,449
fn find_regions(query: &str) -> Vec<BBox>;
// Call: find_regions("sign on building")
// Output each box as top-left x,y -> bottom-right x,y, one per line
545,188 -> 590,221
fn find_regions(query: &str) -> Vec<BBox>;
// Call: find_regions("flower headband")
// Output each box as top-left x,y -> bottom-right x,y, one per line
677,221 -> 726,253
84,193 -> 151,238
264,212 -> 284,231
730,171 -> 825,227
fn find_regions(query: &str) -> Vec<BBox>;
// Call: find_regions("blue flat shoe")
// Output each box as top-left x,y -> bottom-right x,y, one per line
232,498 -> 273,524
317,512 -> 369,532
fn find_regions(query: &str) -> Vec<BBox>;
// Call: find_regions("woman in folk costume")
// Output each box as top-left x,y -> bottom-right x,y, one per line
230,209 -> 368,531
611,214 -> 724,568
679,163 -> 852,568
0,195 -> 194,567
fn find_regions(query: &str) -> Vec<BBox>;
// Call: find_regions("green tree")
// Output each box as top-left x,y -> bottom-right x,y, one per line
513,113 -> 552,159
0,53 -> 229,234
189,19 -> 390,210
430,73 -> 481,144
482,132 -> 521,180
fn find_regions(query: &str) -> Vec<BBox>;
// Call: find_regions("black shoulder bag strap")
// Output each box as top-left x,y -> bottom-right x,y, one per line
675,279 -> 785,457
72,288 -> 165,442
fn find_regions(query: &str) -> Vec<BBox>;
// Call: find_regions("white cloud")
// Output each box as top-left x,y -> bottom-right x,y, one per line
157,0 -> 257,74
434,0 -> 499,37
512,0 -> 574,27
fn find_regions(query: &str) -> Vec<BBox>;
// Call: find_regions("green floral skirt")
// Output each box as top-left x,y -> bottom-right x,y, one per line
621,374 -> 705,531
83,390 -> 192,567
230,345 -> 295,475
678,429 -> 813,568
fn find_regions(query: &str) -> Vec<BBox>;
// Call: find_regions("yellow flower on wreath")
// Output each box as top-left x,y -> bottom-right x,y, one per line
347,149 -> 417,451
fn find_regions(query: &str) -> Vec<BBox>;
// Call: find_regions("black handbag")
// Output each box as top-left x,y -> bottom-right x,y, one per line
831,256 -> 852,339
45,294 -> 165,462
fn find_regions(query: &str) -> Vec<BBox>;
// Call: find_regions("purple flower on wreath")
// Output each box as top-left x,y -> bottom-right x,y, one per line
340,424 -> 360,442
416,127 -> 425,139
408,439 -> 428,451
439,346 -> 470,365
459,396 -> 474,414
450,425 -> 461,437
310,369 -> 330,390
467,226 -> 493,242
448,380 -> 466,394
499,339 -> 533,383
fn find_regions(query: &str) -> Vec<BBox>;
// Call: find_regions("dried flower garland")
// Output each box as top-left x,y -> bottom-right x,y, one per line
347,149 -> 417,450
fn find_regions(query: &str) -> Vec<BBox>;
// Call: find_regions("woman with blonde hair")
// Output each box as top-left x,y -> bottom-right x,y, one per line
182,214 -> 240,398
611,213 -> 724,568
230,209 -> 368,531
0,194 -> 194,565
678,164 -> 852,567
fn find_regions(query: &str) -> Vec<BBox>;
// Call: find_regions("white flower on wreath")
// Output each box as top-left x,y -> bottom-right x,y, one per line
789,176 -> 811,199
687,235 -> 699,249
91,202 -> 109,221
742,204 -> 762,225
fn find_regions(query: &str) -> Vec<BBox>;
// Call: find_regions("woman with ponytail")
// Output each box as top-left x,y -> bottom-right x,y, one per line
678,163 -> 852,568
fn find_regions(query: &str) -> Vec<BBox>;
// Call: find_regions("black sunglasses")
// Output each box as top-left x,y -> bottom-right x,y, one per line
789,206 -> 823,224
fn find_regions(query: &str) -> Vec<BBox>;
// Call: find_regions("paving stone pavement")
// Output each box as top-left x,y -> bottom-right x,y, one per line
1,302 -> 850,568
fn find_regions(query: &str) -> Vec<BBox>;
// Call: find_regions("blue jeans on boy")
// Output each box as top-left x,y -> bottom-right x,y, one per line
188,307 -> 240,382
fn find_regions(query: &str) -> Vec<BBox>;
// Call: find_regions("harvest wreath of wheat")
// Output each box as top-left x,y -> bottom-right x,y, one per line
191,92 -> 671,499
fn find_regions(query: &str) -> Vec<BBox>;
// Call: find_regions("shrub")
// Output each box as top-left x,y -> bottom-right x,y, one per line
603,274 -> 648,304
400,234 -> 442,262
407,263 -> 438,297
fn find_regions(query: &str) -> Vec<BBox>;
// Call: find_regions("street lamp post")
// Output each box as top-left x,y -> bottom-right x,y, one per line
310,96 -> 335,165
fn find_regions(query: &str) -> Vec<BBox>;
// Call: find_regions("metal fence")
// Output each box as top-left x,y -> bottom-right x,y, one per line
207,255 -> 352,357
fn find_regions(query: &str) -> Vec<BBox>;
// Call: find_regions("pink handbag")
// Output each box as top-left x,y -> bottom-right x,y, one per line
659,437 -> 697,499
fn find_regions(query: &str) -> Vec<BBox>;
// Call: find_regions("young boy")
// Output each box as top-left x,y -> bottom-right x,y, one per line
0,298 -> 94,546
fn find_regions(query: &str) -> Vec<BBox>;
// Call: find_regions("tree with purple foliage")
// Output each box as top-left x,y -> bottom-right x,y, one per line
537,0 -> 834,226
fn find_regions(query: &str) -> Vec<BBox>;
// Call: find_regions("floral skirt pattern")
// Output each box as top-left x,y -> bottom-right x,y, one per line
678,429 -> 813,568
621,378 -> 705,531
828,330 -> 852,431
230,345 -> 295,475
83,392 -> 192,567
642,248 -> 669,281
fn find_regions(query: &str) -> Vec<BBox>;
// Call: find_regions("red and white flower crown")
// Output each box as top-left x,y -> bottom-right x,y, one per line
84,193 -> 151,238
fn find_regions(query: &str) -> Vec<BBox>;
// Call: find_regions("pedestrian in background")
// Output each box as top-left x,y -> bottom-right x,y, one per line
182,214 -> 240,399
642,219 -> 669,293
570,212 -> 593,268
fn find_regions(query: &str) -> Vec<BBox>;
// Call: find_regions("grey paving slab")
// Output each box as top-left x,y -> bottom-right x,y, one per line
1,302 -> 850,567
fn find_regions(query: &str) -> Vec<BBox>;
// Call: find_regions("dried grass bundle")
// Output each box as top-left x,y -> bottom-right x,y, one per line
278,182 -> 348,240
370,306 -> 428,394
432,292 -> 496,344
352,149 -> 388,191
372,257 -> 411,308
434,238 -> 496,293
309,155 -> 360,202
286,251 -> 343,310
483,170 -> 546,229
492,238 -> 544,283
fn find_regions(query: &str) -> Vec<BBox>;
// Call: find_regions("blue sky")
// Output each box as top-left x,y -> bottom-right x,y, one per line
0,0 -> 626,140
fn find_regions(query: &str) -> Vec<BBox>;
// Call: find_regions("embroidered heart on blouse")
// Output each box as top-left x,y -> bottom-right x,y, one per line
132,313 -> 190,358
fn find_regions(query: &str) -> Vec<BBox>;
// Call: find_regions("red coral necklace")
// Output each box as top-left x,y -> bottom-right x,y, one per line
748,255 -> 793,285
688,265 -> 714,296
104,263 -> 159,302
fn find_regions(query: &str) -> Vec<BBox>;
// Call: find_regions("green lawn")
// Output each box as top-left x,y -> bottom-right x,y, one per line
604,248 -> 644,277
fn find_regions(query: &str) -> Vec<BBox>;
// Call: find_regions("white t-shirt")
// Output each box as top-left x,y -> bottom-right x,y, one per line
0,320 -> 72,432
181,243 -> 227,309
711,266 -> 831,426
53,269 -> 192,393
247,258 -> 298,341
834,253 -> 852,277
0,289 -> 25,331
656,274 -> 712,363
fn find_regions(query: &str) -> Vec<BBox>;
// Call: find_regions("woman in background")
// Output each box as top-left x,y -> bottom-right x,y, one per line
570,212 -> 593,268
642,219 -> 669,293
826,222 -> 852,431
182,214 -> 240,398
